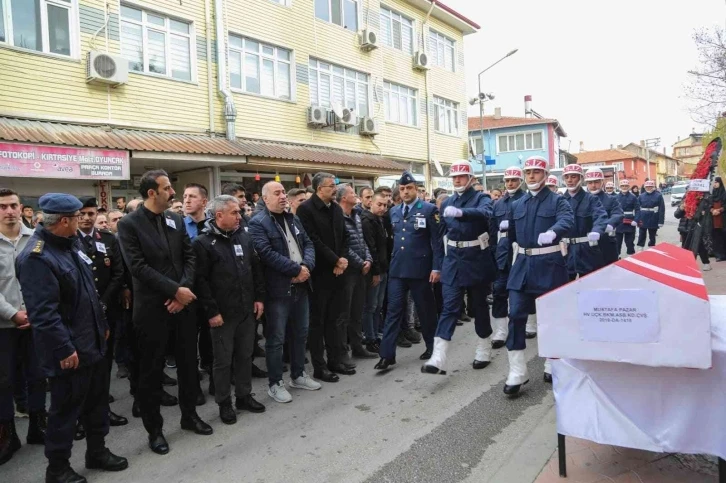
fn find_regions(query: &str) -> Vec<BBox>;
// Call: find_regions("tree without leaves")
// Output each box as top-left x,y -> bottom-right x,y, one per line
686,27 -> 726,127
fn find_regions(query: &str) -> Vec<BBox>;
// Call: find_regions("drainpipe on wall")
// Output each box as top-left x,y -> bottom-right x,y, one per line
214,0 -> 236,141
204,0 -> 215,135
423,1 -> 436,189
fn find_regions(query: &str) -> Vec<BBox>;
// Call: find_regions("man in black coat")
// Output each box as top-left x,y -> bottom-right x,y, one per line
117,170 -> 212,456
296,172 -> 353,382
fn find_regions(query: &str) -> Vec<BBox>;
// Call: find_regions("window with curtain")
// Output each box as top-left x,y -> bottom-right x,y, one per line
427,29 -> 455,71
384,81 -> 417,126
433,96 -> 459,135
309,58 -> 369,117
379,7 -> 413,54
229,34 -> 291,100
497,131 -> 544,153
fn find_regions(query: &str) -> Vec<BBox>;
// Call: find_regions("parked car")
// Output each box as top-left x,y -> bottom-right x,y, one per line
670,183 -> 687,206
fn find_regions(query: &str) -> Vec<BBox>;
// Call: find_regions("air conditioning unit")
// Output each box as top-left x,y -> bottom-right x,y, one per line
359,29 -> 378,51
307,105 -> 328,127
413,51 -> 429,71
359,116 -> 379,136
86,51 -> 128,86
335,107 -> 356,127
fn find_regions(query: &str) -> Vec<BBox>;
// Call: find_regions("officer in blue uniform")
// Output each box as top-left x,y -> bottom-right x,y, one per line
636,180 -> 665,250
505,156 -> 574,395
16,193 -> 128,483
615,179 -> 640,256
561,164 -> 608,281
489,167 -> 525,350
375,172 -> 444,371
585,168 -> 623,266
604,181 -> 617,197
422,160 -> 496,374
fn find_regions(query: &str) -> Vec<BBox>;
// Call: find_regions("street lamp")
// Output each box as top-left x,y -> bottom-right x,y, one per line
474,48 -> 518,191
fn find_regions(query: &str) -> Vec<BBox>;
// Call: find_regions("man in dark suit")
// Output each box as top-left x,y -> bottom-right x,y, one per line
117,170 -> 212,456
296,172 -> 353,383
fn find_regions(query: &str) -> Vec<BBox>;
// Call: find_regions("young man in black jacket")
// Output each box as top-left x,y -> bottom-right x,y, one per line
360,192 -> 390,353
193,196 -> 266,424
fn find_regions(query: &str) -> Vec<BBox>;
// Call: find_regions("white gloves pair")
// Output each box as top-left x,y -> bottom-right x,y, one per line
658,224 -> 663,228
499,220 -> 509,231
443,206 -> 463,218
605,224 -> 614,234
630,221 -> 637,227
537,230 -> 556,246
587,232 -> 600,242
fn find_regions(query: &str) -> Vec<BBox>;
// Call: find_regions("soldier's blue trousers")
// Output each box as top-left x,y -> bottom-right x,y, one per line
379,277 -> 437,360
491,271 -> 510,319
507,290 -> 537,351
435,282 -> 492,341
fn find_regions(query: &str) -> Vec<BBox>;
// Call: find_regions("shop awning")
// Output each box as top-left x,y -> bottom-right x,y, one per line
0,117 -> 405,172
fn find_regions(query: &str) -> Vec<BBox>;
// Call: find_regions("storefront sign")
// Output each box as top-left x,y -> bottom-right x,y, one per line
577,289 -> 660,343
96,181 -> 110,211
0,142 -> 129,180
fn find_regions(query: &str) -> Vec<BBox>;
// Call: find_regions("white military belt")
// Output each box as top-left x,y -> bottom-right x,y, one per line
498,231 -> 508,240
623,211 -> 635,216
447,239 -> 481,248
516,245 -> 561,256
565,236 -> 591,244
641,207 -> 659,212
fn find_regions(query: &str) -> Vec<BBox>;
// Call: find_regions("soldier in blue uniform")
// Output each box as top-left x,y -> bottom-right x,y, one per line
505,156 -> 573,395
16,193 -> 128,483
615,179 -> 640,256
604,181 -> 617,197
545,175 -> 560,194
585,168 -> 623,266
561,164 -> 608,281
375,172 -> 443,371
488,167 -> 525,350
422,160 -> 497,374
636,180 -> 665,250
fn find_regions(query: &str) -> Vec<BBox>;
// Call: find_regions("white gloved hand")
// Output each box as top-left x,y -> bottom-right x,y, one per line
606,224 -> 614,233
658,224 -> 663,228
631,221 -> 637,227
537,230 -> 556,246
444,206 -> 463,218
587,232 -> 600,242
499,220 -> 509,231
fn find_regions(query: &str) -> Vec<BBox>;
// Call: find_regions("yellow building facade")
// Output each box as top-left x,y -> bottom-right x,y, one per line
0,0 -> 477,205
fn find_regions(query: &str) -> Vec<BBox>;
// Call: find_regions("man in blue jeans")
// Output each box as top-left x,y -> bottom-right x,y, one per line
360,191 -> 390,352
249,181 -> 320,403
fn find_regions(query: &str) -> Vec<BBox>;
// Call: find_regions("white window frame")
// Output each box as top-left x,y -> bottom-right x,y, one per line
314,0 -> 359,32
383,81 -> 417,127
228,34 -> 294,101
496,130 -> 544,154
0,0 -> 79,58
612,161 -> 624,172
268,0 -> 291,6
433,96 -> 459,136
308,58 -> 370,118
379,6 -> 414,54
428,28 -> 455,72
120,4 -> 197,82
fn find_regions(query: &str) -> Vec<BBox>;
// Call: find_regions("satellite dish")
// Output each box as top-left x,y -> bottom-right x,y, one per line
331,102 -> 344,119
434,159 -> 444,177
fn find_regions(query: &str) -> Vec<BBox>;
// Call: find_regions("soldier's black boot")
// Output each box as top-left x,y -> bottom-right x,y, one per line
0,420 -> 19,466
46,461 -> 87,483
27,411 -> 47,444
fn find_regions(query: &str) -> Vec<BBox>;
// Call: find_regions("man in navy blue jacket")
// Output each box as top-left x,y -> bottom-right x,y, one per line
249,182 -> 320,404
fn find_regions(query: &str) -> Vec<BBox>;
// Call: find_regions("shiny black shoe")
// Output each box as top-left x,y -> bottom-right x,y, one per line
148,432 -> 169,455
196,391 -> 206,406
341,359 -> 357,369
374,358 -> 395,371
543,373 -> 553,384
328,362 -> 356,375
421,364 -> 446,375
366,341 -> 381,354
219,401 -> 237,425
525,332 -> 537,339
419,348 -> 433,360
491,340 -> 506,349
0,421 -> 19,466
459,314 -> 472,322
251,364 -> 268,379
46,464 -> 87,483
85,448 -> 129,471
27,411 -> 47,445
472,359 -> 491,370
180,415 -> 213,435
396,333 -> 412,348
236,394 -> 266,413
131,400 -> 141,418
455,320 -> 464,326
313,369 -> 339,383
162,372 -> 178,387
402,328 -> 422,344
73,421 -> 85,441
503,380 -> 529,395
160,391 -> 178,407
109,411 -> 128,427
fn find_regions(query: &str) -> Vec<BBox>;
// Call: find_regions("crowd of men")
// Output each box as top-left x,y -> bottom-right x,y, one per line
0,157 -> 669,482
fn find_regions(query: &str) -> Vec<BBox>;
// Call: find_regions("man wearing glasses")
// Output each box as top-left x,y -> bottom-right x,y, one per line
16,193 -> 128,482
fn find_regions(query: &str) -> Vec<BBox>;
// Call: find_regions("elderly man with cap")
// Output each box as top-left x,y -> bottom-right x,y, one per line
545,175 -> 560,194
421,160 -> 496,375
374,171 -> 443,372
636,180 -> 665,250
615,179 -> 640,256
16,193 -> 128,483
488,167 -> 525,350
585,168 -> 623,266
503,156 -> 574,395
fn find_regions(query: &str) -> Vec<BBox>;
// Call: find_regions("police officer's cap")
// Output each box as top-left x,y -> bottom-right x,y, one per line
78,196 -> 98,209
38,193 -> 83,214
399,171 -> 416,186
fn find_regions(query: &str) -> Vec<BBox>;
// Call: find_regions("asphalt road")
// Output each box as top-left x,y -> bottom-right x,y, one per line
5,195 -> 682,483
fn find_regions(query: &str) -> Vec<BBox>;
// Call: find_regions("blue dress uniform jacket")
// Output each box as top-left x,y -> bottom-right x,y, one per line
562,188 -> 609,277
16,226 -> 108,378
388,200 -> 444,279
593,191 -> 623,265
440,188 -> 495,287
490,190 -> 525,273
506,189 -> 574,294
615,192 -> 640,233
636,191 -> 665,228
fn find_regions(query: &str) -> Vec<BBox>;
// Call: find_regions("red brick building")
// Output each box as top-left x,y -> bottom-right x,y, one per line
575,149 -> 654,186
